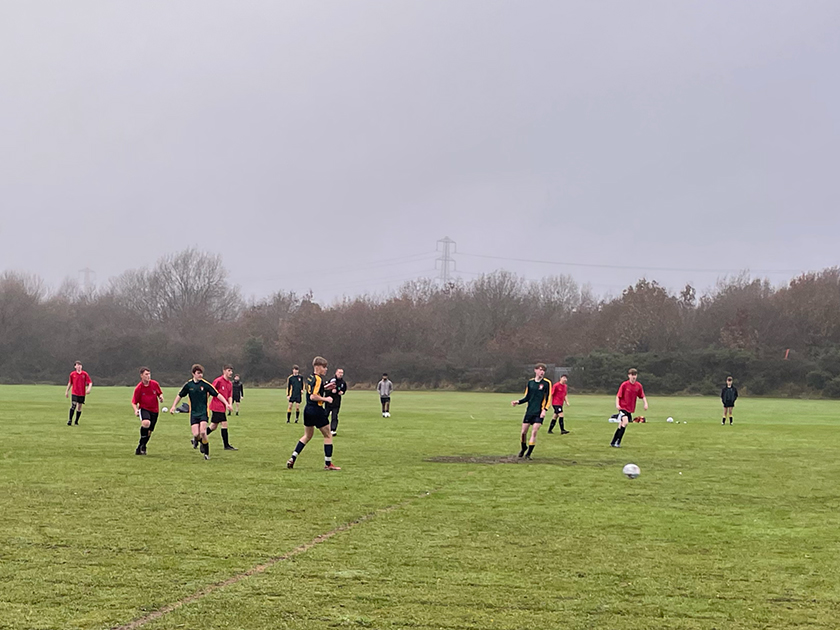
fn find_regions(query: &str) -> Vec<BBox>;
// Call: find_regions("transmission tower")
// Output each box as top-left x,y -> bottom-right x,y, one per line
435,236 -> 457,283
78,267 -> 96,292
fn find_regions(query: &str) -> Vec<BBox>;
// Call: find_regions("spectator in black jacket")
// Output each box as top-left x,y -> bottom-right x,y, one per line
326,368 -> 347,436
231,375 -> 244,416
721,376 -> 738,425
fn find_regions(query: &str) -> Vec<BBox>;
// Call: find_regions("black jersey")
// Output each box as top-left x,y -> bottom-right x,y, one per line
178,379 -> 219,418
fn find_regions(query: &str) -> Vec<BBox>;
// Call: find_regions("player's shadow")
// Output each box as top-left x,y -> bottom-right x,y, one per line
425,455 -> 622,466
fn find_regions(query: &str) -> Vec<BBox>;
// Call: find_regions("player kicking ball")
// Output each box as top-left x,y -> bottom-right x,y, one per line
170,364 -> 231,460
286,356 -> 341,471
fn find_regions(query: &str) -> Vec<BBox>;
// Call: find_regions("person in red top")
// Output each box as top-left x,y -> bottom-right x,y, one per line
131,367 -> 165,455
206,365 -> 237,451
611,368 -> 648,448
64,361 -> 92,425
548,374 -> 570,435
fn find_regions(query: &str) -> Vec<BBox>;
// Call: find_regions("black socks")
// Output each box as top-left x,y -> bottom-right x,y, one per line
324,443 -> 333,465
221,428 -> 230,448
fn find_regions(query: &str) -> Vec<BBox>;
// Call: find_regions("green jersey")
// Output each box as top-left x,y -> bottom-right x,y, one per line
287,374 -> 304,398
178,379 -> 219,419
517,378 -> 552,416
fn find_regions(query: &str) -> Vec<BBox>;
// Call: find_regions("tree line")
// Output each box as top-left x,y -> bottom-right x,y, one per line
2,248 -> 840,396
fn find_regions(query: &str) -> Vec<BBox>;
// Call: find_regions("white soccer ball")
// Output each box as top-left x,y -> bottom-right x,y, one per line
622,463 -> 641,479
162,407 -> 168,413
384,412 -> 391,418
666,417 -> 674,423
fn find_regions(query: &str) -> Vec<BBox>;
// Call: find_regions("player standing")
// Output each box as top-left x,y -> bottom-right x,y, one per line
326,368 -> 347,436
548,374 -> 570,434
131,367 -> 164,455
64,361 -> 92,425
286,365 -> 304,423
610,368 -> 648,448
231,374 -> 244,415
286,356 -> 340,470
169,364 -> 231,460
721,376 -> 738,425
510,363 -> 552,459
377,373 -> 393,417
206,365 -> 237,450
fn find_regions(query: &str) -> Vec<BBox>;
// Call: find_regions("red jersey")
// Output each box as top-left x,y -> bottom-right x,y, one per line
68,370 -> 92,396
132,380 -> 163,412
209,376 -> 232,412
617,380 -> 645,413
551,382 -> 568,406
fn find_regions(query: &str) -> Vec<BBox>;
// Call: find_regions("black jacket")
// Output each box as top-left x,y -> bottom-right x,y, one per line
721,385 -> 738,406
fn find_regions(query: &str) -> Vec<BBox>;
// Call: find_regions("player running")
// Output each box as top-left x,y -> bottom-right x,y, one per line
170,364 -> 231,460
131,367 -> 164,455
510,363 -> 552,459
206,365 -> 237,450
64,361 -> 92,426
610,368 -> 648,448
286,356 -> 340,470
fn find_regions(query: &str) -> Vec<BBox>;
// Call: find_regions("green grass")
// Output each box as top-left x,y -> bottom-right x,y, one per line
1,385 -> 839,629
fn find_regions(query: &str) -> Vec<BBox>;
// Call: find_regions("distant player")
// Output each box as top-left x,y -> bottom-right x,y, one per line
206,365 -> 237,450
510,363 -> 552,459
326,368 -> 347,435
131,367 -> 164,455
610,368 -> 648,448
377,373 -> 393,417
721,376 -> 738,425
286,356 -> 340,470
64,361 -> 92,426
286,365 -> 304,423
548,374 -> 570,434
169,364 -> 231,460
231,374 -> 244,415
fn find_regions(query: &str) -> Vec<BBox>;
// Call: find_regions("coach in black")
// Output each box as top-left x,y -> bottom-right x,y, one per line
327,368 -> 347,436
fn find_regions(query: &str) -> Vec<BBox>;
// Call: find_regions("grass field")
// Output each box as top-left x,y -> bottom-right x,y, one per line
1,385 -> 839,630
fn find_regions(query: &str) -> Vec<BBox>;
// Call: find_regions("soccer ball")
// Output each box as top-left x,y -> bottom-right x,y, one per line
666,417 -> 674,423
622,463 -> 641,479
162,407 -> 168,413
384,412 -> 391,418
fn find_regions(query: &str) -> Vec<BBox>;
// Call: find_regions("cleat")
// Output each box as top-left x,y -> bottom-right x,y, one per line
547,430 -> 554,434
330,431 -> 337,436
286,458 -> 295,469
561,430 -> 570,434
67,421 -> 72,426
191,438 -> 198,449
74,421 -> 79,425
203,453 -> 210,460
524,455 -> 532,460
141,448 -> 147,455
135,448 -> 144,455
286,419 -> 290,423
224,445 -> 238,451
324,463 -> 341,471
518,452 -> 525,458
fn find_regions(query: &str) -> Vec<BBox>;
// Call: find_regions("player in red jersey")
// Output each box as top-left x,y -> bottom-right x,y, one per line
610,368 -> 648,448
206,365 -> 237,450
548,374 -> 570,434
131,367 -> 164,455
64,361 -> 92,425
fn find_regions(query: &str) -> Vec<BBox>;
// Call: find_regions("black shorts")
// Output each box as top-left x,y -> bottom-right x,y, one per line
71,394 -> 86,404
618,410 -> 632,422
523,413 -> 544,425
303,405 -> 329,429
552,405 -> 564,414
723,403 -> 736,409
288,393 -> 302,404
190,414 -> 209,426
232,393 -> 241,402
140,409 -> 159,431
380,396 -> 391,403
210,411 -> 227,424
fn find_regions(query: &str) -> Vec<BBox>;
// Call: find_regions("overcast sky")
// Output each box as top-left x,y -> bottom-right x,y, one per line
1,0 -> 838,303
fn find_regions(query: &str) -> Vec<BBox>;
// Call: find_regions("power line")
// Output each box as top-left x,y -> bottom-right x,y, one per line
457,252 -> 808,276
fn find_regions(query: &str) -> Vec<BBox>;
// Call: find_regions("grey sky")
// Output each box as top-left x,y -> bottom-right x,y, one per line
2,1 -> 838,302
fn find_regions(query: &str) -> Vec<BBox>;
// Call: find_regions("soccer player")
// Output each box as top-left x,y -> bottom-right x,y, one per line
610,368 -> 648,448
286,365 -> 304,423
721,376 -> 738,425
170,364 -> 231,460
510,363 -> 552,459
286,356 -> 340,470
377,373 -> 393,417
231,374 -> 244,415
548,374 -> 570,434
326,368 -> 347,436
131,367 -> 164,455
64,361 -> 92,425
206,365 -> 237,450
